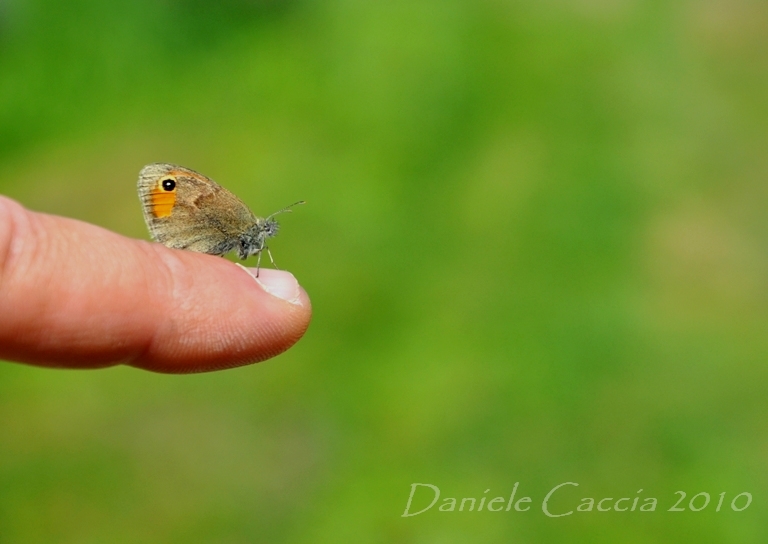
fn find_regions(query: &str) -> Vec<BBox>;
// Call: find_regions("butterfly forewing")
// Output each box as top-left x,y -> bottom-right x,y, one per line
138,163 -> 258,256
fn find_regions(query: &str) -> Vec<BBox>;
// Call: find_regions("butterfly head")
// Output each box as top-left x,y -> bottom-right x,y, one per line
237,201 -> 304,259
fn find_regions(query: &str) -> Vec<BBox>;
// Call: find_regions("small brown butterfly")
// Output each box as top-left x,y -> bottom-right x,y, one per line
137,163 -> 302,274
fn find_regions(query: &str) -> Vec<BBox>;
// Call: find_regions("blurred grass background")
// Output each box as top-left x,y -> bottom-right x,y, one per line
1,0 -> 767,542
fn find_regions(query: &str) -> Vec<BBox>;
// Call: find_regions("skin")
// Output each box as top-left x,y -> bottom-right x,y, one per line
0,195 -> 312,373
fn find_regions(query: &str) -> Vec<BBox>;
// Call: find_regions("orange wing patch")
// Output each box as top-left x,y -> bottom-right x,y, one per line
148,181 -> 177,218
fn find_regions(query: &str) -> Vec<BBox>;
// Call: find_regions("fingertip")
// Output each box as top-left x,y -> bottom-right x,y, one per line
129,251 -> 312,373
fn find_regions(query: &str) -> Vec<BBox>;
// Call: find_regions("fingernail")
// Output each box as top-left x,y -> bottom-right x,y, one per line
235,264 -> 303,305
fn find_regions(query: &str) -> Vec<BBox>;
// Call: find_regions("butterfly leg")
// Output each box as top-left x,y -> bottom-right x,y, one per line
265,246 -> 280,271
254,249 -> 263,278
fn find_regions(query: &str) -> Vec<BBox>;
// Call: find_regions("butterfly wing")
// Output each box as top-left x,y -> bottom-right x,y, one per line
137,163 -> 258,256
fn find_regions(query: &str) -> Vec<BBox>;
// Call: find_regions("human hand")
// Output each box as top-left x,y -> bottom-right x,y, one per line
0,196 -> 311,373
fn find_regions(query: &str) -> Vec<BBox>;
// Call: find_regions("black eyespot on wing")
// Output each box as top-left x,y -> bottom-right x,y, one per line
162,178 -> 176,191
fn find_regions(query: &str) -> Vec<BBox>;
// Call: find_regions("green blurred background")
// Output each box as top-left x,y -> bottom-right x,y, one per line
1,0 -> 767,541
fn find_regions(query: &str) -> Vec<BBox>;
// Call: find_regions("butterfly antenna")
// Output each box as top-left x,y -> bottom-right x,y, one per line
267,200 -> 305,220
